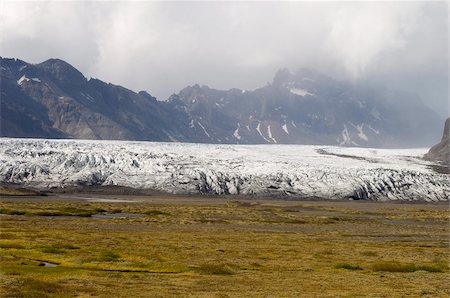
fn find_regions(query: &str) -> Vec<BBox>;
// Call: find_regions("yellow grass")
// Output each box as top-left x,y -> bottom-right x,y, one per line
0,195 -> 449,297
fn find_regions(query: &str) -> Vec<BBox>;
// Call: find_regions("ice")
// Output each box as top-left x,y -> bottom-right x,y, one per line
0,138 -> 448,202
31,78 -> 41,83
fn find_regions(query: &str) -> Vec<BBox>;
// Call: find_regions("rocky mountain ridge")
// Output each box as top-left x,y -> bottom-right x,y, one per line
425,118 -> 449,165
0,57 -> 443,148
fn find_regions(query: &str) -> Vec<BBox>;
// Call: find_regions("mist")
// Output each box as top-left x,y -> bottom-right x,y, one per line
1,1 -> 447,116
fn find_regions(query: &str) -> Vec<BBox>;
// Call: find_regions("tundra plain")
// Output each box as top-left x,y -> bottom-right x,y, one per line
0,191 -> 449,297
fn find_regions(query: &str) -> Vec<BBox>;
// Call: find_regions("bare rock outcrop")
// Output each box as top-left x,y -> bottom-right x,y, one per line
425,118 -> 449,164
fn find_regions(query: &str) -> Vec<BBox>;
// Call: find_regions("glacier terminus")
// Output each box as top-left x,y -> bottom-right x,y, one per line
0,138 -> 448,202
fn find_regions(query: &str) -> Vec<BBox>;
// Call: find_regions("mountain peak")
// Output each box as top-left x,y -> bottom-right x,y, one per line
38,58 -> 86,86
1,56 -> 443,148
272,67 -> 320,87
272,68 -> 293,86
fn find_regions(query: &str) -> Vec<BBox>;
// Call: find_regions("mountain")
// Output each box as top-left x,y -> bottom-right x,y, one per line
170,68 -> 443,147
0,57 -> 443,147
425,118 -> 449,164
0,57 -> 189,141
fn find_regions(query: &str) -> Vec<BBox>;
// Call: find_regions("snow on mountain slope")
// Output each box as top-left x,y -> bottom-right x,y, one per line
0,138 -> 448,202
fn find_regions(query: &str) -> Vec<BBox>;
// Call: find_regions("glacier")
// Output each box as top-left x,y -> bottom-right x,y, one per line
0,138 -> 448,202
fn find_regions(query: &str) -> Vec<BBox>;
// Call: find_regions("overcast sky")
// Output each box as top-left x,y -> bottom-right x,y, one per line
1,1 -> 448,116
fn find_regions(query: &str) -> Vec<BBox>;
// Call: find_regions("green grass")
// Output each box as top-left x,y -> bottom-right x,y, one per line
32,207 -> 100,217
196,263 -> 236,275
360,251 -> 377,257
334,263 -> 363,271
143,210 -> 171,216
0,242 -> 25,249
99,251 -> 121,262
0,187 -> 41,196
7,278 -> 66,297
372,261 -> 444,273
0,208 -> 27,215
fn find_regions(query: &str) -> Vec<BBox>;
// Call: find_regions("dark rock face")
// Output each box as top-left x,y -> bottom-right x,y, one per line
0,57 -> 443,147
425,118 -> 450,164
0,57 -> 189,141
170,68 -> 442,147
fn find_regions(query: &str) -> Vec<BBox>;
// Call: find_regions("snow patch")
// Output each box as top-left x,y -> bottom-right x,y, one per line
348,122 -> 368,142
371,108 -> 381,121
233,123 -> 241,140
282,123 -> 289,135
31,78 -> 41,83
267,125 -> 277,143
81,93 -> 95,101
17,75 -> 29,85
356,124 -> 368,142
197,121 -> 211,138
340,124 -> 359,146
256,122 -> 270,143
19,65 -> 27,71
290,88 -> 315,97
367,125 -> 380,135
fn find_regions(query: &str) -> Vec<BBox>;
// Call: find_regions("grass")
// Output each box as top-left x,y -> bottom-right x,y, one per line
40,246 -> 66,254
0,197 -> 448,297
372,261 -> 445,273
0,208 -> 27,215
7,278 -> 67,297
0,241 -> 25,249
334,263 -> 363,271
143,210 -> 171,216
99,251 -> 121,262
0,187 -> 41,196
196,263 -> 236,275
360,251 -> 377,257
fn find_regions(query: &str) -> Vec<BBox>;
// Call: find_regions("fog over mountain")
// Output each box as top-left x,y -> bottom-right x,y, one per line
1,1 -> 448,117
0,57 -> 443,147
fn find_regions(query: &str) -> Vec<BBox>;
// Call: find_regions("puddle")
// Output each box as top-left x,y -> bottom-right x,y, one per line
78,198 -> 137,203
39,261 -> 58,267
92,213 -> 144,219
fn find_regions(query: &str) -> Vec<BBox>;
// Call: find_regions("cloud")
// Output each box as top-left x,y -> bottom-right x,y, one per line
324,2 -> 421,79
0,1 -> 447,116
